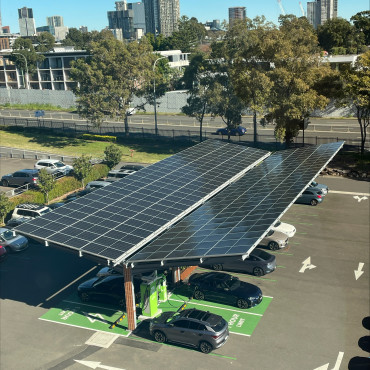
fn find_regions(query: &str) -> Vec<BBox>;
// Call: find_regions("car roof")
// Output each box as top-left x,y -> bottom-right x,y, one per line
16,203 -> 50,211
180,309 -> 223,325
201,272 -> 231,281
36,159 -> 63,164
14,169 -> 39,173
87,181 -> 111,186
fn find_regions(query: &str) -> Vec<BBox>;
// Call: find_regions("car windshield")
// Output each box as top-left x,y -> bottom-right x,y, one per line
54,162 -> 65,168
211,319 -> 225,332
311,181 -> 318,186
167,312 -> 180,323
40,209 -> 50,215
274,221 -> 281,227
1,230 -> 16,240
266,230 -> 274,237
225,276 -> 240,290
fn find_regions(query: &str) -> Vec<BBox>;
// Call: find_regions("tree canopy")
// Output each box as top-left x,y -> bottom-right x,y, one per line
11,38 -> 44,74
35,32 -> 55,52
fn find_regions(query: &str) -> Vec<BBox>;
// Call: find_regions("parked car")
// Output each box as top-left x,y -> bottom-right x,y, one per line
77,275 -> 141,308
270,220 -> 296,238
150,308 -> 229,354
1,169 -> 39,188
6,217 -> 30,228
295,189 -> 324,206
104,169 -> 136,182
259,229 -> 289,250
48,202 -> 66,210
0,227 -> 28,252
309,181 -> 328,195
188,272 -> 263,309
96,267 -> 120,277
85,181 -> 111,191
215,126 -> 247,136
0,245 -> 7,262
120,164 -> 146,171
200,249 -> 276,276
34,159 -> 73,175
8,203 -> 51,225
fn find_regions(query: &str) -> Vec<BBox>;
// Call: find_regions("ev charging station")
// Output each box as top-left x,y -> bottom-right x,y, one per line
139,271 -> 168,319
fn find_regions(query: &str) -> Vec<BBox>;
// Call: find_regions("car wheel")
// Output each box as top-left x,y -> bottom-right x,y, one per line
154,331 -> 166,343
80,292 -> 89,302
1,180 -> 9,187
310,199 -> 318,206
194,289 -> 205,300
199,341 -> 213,354
253,267 -> 264,276
268,241 -> 279,251
237,298 -> 249,309
212,264 -> 223,271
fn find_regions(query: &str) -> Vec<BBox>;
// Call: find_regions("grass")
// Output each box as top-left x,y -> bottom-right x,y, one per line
0,127 -> 193,163
0,103 -> 75,112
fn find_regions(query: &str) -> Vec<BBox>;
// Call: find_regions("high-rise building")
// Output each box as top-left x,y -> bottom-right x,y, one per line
143,0 -> 180,37
108,1 -> 135,40
307,0 -> 338,29
128,2 -> 146,34
46,15 -> 68,40
79,26 -> 88,33
229,7 -> 246,26
18,7 -> 36,36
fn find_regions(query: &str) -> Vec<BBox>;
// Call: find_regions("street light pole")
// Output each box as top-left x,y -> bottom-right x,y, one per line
12,52 -> 29,89
153,56 -> 167,136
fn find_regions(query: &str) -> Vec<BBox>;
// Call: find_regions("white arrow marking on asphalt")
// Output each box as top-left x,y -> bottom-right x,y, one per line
74,360 -> 125,370
314,352 -> 344,370
353,196 -> 368,203
82,312 -> 110,324
354,263 -> 365,280
299,257 -> 316,273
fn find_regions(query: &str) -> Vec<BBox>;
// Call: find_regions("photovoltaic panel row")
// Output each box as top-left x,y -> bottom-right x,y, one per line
129,142 -> 344,264
15,140 -> 270,262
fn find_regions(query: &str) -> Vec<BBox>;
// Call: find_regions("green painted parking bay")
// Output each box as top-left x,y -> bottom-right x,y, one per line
40,294 -> 130,337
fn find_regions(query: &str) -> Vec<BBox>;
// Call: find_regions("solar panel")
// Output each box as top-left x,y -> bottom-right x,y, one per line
15,140 -> 270,262
128,142 -> 344,264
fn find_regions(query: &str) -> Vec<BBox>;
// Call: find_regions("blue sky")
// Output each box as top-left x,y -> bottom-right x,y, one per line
3,0 -> 369,33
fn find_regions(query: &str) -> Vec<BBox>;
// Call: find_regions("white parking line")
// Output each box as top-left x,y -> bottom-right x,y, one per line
169,298 -> 263,316
330,190 -> 370,196
62,300 -> 122,312
37,266 -> 98,307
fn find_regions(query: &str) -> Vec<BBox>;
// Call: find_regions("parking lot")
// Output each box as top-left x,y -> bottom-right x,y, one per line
0,157 -> 369,370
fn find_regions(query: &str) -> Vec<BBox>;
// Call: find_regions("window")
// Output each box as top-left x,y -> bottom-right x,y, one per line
173,320 -> 189,329
188,322 -> 200,330
13,172 -> 24,177
197,324 -> 207,331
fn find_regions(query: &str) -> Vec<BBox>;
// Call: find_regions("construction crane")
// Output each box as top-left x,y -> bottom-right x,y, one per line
299,1 -> 306,16
277,0 -> 286,16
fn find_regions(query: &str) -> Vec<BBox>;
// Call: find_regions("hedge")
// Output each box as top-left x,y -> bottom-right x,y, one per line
81,134 -> 117,143
4,163 -> 109,222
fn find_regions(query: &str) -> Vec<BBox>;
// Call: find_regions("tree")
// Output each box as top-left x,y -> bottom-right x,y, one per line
72,155 -> 92,188
37,169 -> 55,205
62,28 -> 94,49
265,15 -> 331,145
317,18 -> 356,54
12,38 -> 44,74
351,11 -> 370,46
339,51 -> 370,155
0,193 -> 12,224
70,31 -> 161,134
35,32 -> 55,52
225,17 -> 275,144
104,144 -> 123,169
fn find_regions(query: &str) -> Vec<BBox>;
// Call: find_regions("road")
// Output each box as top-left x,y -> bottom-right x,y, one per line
0,109 -> 366,141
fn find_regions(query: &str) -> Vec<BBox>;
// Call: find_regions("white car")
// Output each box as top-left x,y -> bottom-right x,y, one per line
270,220 -> 296,238
34,159 -> 73,175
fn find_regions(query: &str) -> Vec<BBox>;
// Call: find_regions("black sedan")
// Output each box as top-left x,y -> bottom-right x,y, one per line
188,272 -> 263,309
200,249 -> 276,276
77,275 -> 141,308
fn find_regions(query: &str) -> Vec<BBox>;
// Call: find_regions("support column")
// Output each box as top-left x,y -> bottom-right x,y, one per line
172,267 -> 181,283
123,265 -> 137,331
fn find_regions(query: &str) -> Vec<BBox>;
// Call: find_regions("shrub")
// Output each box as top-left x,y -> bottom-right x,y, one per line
104,144 -> 123,169
81,134 -> 117,143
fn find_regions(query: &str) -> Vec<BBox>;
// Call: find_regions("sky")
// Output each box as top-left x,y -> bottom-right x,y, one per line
2,0 -> 369,34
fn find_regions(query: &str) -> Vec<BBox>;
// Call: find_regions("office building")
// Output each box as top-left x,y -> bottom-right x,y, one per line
79,26 -> 88,33
307,0 -> 338,29
229,7 -> 246,26
18,7 -> 36,36
144,0 -> 180,37
128,2 -> 146,34
108,1 -> 135,40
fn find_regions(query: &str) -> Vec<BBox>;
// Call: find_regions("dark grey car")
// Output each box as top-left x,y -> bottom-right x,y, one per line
150,308 -> 229,354
1,169 -> 39,187
200,249 -> 276,276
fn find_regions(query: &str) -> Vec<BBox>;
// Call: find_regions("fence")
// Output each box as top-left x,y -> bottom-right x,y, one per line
0,116 -> 368,152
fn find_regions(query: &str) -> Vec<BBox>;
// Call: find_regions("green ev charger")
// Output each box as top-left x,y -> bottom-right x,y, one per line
139,271 -> 168,318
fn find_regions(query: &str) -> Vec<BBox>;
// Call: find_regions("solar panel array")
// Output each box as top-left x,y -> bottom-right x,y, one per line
15,140 -> 270,262
129,142 -> 344,264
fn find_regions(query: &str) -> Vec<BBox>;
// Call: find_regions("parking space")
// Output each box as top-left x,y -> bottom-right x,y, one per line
1,176 -> 369,370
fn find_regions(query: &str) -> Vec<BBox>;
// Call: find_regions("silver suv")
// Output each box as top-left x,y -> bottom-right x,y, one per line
150,308 -> 229,353
34,159 -> 73,175
7,203 -> 51,228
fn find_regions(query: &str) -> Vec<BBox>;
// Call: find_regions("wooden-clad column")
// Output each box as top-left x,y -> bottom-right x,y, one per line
123,265 -> 137,331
